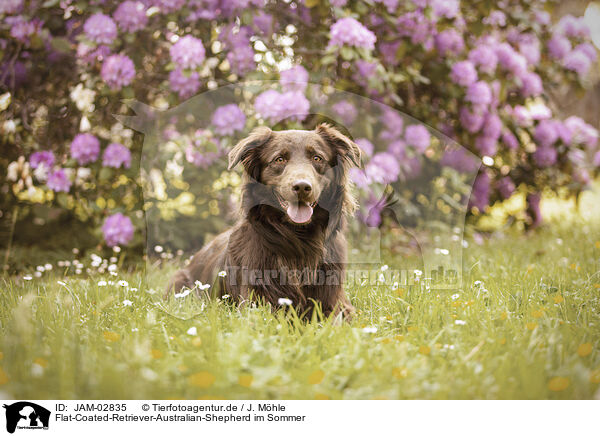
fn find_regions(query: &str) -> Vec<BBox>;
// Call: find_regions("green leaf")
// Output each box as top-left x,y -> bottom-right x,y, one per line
51,37 -> 72,54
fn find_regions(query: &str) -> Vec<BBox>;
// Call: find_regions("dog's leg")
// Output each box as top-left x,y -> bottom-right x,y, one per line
163,268 -> 193,299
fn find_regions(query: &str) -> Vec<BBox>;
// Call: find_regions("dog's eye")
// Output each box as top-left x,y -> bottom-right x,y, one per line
313,155 -> 323,162
274,156 -> 285,163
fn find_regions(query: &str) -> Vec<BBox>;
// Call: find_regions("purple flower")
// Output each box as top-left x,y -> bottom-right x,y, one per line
211,104 -> 246,136
460,107 -> 485,133
280,65 -> 309,92
84,13 -> 117,45
502,130 -> 519,150
101,54 -> 136,90
534,10 -> 551,26
483,113 -> 502,139
102,143 -> 131,168
534,120 -> 559,147
70,133 -> 100,165
575,43 -> 597,63
254,90 -> 310,123
330,0 -> 348,6
547,35 -> 571,60
356,138 -> 374,157
349,168 -> 369,189
430,0 -> 459,19
387,140 -> 406,158
511,105 -> 532,127
475,135 -> 497,156
468,45 -> 498,74
46,169 -> 71,192
496,177 -> 515,199
226,44 -> 256,76
30,151 -> 55,169
441,148 -> 479,173
332,101 -> 358,125
470,172 -> 490,210
435,29 -> 464,56
169,68 -> 201,98
484,11 -> 506,26
533,146 -> 557,167
113,1 -> 148,33
495,42 -> 527,77
564,116 -> 598,148
563,51 -> 591,76
594,151 -> 600,167
556,14 -> 590,39
404,125 -> 430,152
364,193 -> 384,227
379,109 -> 404,142
170,35 -> 206,69
450,61 -> 478,87
329,17 -> 376,50
355,59 -> 377,79
519,72 -> 543,97
253,11 -> 273,35
518,36 -> 541,66
466,81 -> 492,106
155,0 -> 186,13
365,152 -> 400,183
0,0 -> 22,14
102,213 -> 134,247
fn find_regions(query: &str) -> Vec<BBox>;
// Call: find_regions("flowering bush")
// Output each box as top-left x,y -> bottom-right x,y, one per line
1,0 -> 598,258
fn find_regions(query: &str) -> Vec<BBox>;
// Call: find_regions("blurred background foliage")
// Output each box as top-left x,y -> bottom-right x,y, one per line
1,0 -> 599,271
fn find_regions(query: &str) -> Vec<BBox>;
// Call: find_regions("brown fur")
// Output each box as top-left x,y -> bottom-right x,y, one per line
166,124 -> 362,319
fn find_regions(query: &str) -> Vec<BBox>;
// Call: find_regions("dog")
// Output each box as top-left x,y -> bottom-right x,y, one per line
165,123 -> 362,319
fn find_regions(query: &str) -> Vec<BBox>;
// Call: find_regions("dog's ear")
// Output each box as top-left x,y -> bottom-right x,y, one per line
228,126 -> 272,170
315,123 -> 362,168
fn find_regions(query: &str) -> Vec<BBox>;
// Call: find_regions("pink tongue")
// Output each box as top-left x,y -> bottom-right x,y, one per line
286,202 -> 313,223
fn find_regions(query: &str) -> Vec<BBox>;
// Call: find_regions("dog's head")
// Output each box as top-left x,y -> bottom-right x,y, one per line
228,123 -> 362,226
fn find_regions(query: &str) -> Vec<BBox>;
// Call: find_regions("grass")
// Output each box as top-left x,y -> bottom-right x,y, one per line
1,197 -> 600,399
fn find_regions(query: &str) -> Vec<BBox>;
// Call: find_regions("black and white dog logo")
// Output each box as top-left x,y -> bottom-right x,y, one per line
3,402 -> 50,433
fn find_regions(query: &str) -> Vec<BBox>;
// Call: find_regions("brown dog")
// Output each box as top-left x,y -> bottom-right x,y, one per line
166,123 -> 361,319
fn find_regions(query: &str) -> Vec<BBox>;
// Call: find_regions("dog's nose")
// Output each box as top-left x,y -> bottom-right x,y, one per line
292,180 -> 312,194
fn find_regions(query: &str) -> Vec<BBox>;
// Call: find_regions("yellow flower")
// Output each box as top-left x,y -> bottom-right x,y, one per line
392,367 -> 409,379
500,311 -> 508,320
499,338 -> 507,345
314,393 -> 330,400
590,369 -> 600,384
33,357 -> 48,368
594,284 -> 600,289
103,331 -> 120,342
188,371 -> 216,388
548,376 -> 569,392
151,349 -> 163,359
407,326 -> 418,332
385,315 -> 393,321
394,335 -> 405,342
0,367 -> 8,385
308,370 -> 325,385
192,337 -> 202,347
553,295 -> 564,304
381,338 -> 391,344
595,241 -> 600,249
465,300 -> 475,307
577,343 -> 593,357
451,301 -> 462,308
419,345 -> 431,355
178,364 -> 188,372
526,322 -> 538,331
238,374 -> 253,388
397,288 -> 405,297
532,309 -> 544,319
526,264 -> 535,275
